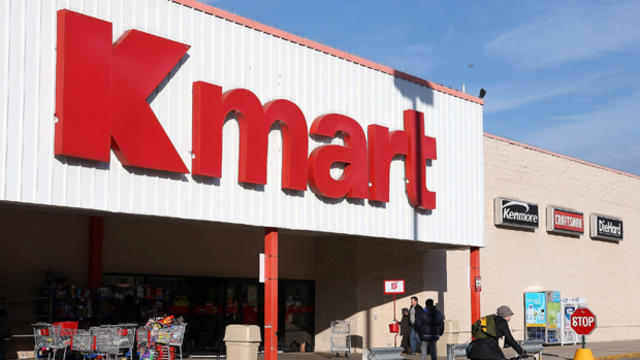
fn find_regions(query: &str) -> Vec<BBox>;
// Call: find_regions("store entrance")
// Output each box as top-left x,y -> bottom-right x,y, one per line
98,274 -> 314,354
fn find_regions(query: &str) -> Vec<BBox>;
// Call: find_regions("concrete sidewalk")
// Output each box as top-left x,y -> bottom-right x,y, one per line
539,340 -> 640,360
251,340 -> 640,360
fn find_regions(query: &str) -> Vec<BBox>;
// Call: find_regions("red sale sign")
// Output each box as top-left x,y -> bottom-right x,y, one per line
384,280 -> 406,295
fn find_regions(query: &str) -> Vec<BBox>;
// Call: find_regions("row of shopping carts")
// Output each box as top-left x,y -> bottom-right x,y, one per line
32,322 -> 186,360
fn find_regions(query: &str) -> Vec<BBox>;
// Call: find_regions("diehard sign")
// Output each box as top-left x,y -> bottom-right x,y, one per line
494,198 -> 539,230
384,280 -> 406,295
590,214 -> 623,242
570,308 -> 597,335
547,207 -> 584,236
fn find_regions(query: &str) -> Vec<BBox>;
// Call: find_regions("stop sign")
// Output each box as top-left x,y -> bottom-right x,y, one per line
570,308 -> 597,335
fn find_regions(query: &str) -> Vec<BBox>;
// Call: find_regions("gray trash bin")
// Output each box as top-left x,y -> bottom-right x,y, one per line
223,325 -> 261,360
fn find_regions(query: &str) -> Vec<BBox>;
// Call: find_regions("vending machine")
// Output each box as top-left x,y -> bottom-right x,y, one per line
560,297 -> 587,345
545,291 -> 562,344
524,291 -> 562,344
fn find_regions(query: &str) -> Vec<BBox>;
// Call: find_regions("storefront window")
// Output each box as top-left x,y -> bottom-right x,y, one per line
34,272 -> 314,353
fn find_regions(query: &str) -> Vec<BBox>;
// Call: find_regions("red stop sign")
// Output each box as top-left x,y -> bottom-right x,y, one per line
570,308 -> 597,335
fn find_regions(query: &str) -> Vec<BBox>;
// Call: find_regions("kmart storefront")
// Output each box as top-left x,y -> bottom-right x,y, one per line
0,0 -> 485,356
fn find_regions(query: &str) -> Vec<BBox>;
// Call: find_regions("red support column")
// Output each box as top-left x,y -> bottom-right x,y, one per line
470,247 -> 481,324
88,216 -> 104,292
264,228 -> 278,360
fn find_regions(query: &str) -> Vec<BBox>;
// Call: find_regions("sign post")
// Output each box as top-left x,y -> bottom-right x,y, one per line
570,308 -> 597,360
384,280 -> 406,347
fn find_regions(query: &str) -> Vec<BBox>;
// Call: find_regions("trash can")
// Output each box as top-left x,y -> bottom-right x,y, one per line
223,325 -> 261,360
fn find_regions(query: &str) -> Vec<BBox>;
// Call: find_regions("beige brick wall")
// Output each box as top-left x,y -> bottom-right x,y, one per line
481,135 -> 640,342
314,236 -> 469,353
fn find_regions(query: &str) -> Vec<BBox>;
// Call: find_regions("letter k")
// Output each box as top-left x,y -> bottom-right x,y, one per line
55,9 -> 189,173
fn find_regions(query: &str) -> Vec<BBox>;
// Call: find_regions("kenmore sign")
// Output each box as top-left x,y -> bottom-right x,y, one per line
494,198 -> 539,230
590,214 -> 623,242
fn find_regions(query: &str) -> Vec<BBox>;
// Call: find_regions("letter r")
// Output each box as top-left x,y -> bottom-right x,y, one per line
55,10 -> 189,173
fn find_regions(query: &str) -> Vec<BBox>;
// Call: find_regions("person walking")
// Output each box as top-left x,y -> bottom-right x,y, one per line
399,308 -> 412,354
409,296 -> 423,354
0,306 -> 9,360
415,299 -> 444,360
468,305 -> 525,360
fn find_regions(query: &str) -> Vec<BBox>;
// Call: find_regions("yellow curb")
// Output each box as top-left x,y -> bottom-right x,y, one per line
594,353 -> 640,360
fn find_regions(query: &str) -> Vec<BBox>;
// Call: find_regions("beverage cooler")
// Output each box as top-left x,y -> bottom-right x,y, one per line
524,291 -> 562,344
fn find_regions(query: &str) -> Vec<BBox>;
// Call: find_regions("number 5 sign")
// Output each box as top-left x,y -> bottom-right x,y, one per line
384,279 -> 406,295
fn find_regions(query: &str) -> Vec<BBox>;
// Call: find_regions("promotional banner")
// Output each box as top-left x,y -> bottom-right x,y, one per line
563,302 -> 577,343
525,292 -> 546,327
546,291 -> 561,329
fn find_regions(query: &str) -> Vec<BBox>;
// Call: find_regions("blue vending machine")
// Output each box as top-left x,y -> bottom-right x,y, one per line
524,291 -> 561,344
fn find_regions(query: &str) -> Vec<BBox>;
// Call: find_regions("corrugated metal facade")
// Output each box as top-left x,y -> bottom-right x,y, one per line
0,0 -> 484,246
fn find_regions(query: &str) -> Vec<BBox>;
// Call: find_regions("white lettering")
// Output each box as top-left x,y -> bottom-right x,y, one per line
598,219 -> 621,236
502,203 -> 538,224
555,213 -> 582,229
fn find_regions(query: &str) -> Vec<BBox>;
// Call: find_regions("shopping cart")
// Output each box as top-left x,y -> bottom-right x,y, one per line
97,324 -> 137,360
32,322 -> 75,360
93,328 -> 122,360
155,323 -> 187,360
54,322 -> 78,347
329,320 -> 351,358
137,323 -> 187,360
136,327 -> 151,348
117,324 -> 137,360
168,324 -> 187,360
70,329 -> 96,355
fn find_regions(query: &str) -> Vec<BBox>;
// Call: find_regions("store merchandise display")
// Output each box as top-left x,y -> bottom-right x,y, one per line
137,316 -> 187,360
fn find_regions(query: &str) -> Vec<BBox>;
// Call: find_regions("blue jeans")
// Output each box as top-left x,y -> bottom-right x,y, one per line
421,339 -> 437,360
410,328 -> 418,353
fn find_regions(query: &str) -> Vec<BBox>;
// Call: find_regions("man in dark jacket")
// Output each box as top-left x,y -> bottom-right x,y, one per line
415,299 -> 444,360
468,305 -> 525,360
409,296 -> 423,354
0,306 -> 9,360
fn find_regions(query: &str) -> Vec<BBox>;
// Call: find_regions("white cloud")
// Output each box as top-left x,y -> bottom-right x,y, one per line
485,1 -> 640,70
484,65 -> 631,113
376,41 -> 438,77
522,92 -> 640,174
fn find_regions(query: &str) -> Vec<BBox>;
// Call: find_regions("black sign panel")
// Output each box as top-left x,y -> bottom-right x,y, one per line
590,214 -> 623,242
494,198 -> 539,229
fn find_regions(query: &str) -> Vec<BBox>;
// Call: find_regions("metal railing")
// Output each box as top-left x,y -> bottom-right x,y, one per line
447,340 -> 544,360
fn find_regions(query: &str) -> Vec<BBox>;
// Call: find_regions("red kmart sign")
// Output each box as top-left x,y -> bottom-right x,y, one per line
55,9 -> 437,210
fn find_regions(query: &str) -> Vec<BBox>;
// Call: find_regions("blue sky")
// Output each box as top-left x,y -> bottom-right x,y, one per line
202,0 -> 640,176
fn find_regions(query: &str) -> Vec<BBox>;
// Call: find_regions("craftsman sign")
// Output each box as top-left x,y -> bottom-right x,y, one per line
590,214 -> 623,242
384,280 -> 406,295
494,198 -> 539,229
547,207 -> 584,236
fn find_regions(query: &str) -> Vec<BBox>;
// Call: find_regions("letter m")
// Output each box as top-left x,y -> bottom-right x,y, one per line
55,10 -> 189,173
192,82 -> 309,191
